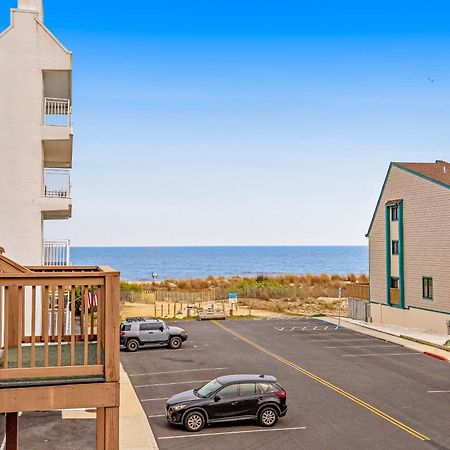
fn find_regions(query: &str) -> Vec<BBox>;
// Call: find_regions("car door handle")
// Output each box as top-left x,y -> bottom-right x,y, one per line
148,331 -> 153,334
231,401 -> 238,406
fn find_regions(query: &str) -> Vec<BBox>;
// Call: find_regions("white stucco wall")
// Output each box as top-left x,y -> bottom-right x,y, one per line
0,6 -> 72,265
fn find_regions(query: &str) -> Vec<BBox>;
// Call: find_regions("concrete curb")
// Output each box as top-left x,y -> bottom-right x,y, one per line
319,317 -> 450,363
120,364 -> 159,449
423,352 -> 449,362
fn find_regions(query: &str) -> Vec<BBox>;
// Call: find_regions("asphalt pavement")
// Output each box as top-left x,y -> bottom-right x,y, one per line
121,317 -> 450,450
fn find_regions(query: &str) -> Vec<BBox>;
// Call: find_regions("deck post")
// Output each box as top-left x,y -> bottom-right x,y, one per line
96,407 -> 105,450
7,286 -> 19,348
6,412 -> 18,450
104,406 -> 119,450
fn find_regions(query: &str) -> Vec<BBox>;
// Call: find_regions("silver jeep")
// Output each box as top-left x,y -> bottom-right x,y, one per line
120,317 -> 188,352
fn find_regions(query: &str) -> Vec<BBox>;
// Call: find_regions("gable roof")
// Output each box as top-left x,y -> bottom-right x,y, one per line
366,160 -> 450,237
394,161 -> 450,187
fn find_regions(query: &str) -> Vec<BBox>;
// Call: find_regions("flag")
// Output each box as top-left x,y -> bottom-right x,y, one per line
83,290 -> 98,309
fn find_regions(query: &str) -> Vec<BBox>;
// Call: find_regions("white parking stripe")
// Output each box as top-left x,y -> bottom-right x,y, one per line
323,345 -> 398,349
130,367 -> 228,377
157,426 -> 307,440
310,338 -> 376,342
427,390 -> 450,393
148,414 -> 166,418
135,379 -> 210,388
141,397 -> 168,402
342,352 -> 421,357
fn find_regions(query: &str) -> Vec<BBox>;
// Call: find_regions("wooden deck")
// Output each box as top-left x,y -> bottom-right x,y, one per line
0,254 -> 121,449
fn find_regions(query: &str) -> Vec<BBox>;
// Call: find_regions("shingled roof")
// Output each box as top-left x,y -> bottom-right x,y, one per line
394,160 -> 450,187
366,160 -> 450,237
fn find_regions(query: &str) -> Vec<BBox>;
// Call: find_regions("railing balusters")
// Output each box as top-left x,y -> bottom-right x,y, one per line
31,286 -> 36,368
70,286 -> 76,366
83,286 -> 89,365
97,287 -> 102,364
44,97 -> 71,127
43,240 -> 70,266
57,286 -> 64,366
3,286 -> 9,369
17,287 -> 23,368
51,286 -> 56,341
43,286 -> 49,367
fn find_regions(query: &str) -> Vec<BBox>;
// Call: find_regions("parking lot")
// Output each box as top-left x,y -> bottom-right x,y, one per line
121,317 -> 450,450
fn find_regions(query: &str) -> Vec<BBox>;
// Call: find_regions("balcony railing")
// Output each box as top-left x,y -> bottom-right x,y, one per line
44,169 -> 71,198
44,97 -> 71,127
0,260 -> 120,386
43,240 -> 71,266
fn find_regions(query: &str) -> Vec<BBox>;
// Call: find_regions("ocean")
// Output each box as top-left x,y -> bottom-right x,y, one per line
71,246 -> 368,281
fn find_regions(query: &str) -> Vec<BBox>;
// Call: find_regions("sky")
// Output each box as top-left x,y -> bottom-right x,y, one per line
2,1 -> 450,246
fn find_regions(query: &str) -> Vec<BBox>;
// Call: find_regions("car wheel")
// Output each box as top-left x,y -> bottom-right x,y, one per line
169,336 -> 182,349
258,406 -> 278,427
183,411 -> 205,432
126,339 -> 139,352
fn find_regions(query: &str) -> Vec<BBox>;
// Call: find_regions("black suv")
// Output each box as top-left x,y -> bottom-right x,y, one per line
166,374 -> 287,432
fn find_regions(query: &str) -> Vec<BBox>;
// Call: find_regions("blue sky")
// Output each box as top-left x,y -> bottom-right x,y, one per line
2,1 -> 450,246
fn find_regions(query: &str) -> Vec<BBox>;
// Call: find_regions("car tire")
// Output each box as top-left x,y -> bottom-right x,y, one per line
126,339 -> 139,352
168,336 -> 182,349
183,410 -> 205,432
258,406 -> 279,427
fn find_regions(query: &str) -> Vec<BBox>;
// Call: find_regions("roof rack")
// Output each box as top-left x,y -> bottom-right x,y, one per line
125,316 -> 158,323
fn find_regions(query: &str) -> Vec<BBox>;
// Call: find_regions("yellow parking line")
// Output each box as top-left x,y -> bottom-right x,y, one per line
211,320 -> 430,442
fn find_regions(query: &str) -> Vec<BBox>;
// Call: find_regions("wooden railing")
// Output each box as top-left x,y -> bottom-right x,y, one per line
345,283 -> 370,300
0,265 -> 119,384
390,288 -> 400,305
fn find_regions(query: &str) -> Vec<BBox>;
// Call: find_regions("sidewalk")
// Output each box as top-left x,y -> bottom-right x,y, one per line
119,365 -> 159,449
321,316 -> 450,362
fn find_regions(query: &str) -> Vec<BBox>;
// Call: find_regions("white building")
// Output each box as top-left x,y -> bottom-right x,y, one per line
0,0 -> 72,266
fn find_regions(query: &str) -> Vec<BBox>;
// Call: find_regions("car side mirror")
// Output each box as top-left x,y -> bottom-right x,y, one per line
213,395 -> 221,402
159,327 -> 164,332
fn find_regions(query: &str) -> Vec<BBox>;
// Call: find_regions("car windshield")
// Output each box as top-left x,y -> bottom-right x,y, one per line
196,379 -> 222,398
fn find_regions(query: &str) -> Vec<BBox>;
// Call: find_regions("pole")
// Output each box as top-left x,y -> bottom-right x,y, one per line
338,287 -> 342,328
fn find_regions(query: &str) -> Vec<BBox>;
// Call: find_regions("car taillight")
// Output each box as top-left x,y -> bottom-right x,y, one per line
120,331 -> 125,336
276,391 -> 286,398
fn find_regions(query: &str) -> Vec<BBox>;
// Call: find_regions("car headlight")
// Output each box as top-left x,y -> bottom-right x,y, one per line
170,404 -> 187,412
181,330 -> 186,336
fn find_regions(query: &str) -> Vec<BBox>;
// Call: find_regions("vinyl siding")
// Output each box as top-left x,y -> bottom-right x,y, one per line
369,165 -> 450,313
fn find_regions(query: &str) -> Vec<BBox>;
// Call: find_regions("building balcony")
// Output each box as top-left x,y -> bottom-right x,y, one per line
0,253 -> 120,446
41,169 -> 72,219
42,97 -> 73,169
44,97 -> 71,127
44,169 -> 71,198
43,240 -> 71,266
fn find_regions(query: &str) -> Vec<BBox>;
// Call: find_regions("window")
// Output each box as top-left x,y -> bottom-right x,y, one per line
391,205 -> 399,221
390,277 -> 399,289
120,324 -> 131,332
218,384 -> 239,399
422,277 -> 433,300
391,240 -> 399,255
239,383 -> 256,396
256,383 -> 277,394
139,323 -> 162,331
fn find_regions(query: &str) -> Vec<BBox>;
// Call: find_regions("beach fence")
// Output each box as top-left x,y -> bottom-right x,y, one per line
120,289 -> 217,304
